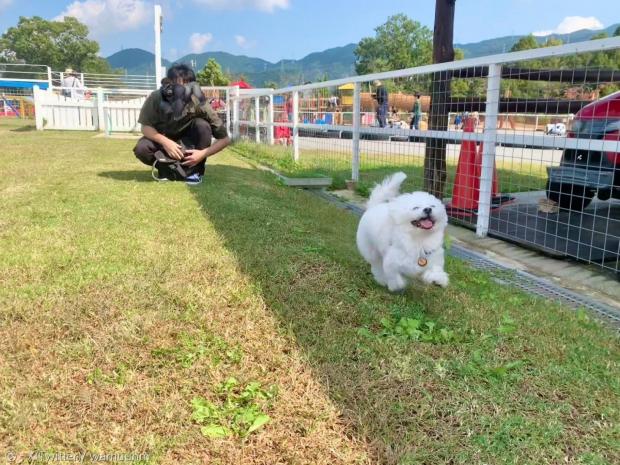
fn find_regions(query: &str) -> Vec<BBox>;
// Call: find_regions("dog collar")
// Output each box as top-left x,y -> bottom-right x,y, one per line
417,247 -> 438,267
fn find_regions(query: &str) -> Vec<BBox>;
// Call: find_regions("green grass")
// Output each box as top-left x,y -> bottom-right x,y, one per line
1,118 -> 618,465
231,140 -> 548,196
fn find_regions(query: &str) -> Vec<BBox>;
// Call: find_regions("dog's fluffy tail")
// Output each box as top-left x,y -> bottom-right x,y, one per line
367,171 -> 407,208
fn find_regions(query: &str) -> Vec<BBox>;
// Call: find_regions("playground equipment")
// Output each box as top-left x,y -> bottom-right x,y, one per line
0,94 -> 35,118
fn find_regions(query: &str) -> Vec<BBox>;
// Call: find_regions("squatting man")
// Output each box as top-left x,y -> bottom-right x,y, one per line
133,63 -> 231,184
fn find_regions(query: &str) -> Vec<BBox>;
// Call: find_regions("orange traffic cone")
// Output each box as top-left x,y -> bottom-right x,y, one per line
449,118 -> 480,210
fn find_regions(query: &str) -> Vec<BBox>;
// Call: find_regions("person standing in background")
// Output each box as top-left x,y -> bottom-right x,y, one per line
61,68 -> 86,100
285,95 -> 294,123
372,80 -> 388,128
410,93 -> 422,130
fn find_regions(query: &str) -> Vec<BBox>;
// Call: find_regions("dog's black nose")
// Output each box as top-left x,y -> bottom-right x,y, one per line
423,207 -> 432,215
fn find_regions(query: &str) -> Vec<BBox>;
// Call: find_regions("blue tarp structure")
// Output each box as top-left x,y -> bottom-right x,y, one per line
0,80 -> 49,90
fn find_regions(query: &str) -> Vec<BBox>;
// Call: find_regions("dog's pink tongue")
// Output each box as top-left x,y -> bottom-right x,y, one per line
419,219 -> 434,229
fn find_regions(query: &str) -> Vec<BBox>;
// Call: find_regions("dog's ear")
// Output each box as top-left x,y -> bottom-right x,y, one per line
185,82 -> 206,104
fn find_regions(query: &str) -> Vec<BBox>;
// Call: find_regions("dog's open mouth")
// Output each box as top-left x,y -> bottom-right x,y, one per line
412,217 -> 435,230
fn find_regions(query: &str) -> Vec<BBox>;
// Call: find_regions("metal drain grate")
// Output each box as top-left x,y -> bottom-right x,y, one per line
449,246 -> 620,327
312,190 -> 620,328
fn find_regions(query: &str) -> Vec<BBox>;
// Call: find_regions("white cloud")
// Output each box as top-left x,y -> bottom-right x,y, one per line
193,0 -> 289,12
0,0 -> 14,14
189,32 -> 213,53
54,0 -> 150,37
235,34 -> 256,49
533,16 -> 604,36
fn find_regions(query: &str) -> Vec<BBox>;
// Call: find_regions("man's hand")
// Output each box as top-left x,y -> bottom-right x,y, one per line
161,139 -> 185,160
181,148 -> 208,167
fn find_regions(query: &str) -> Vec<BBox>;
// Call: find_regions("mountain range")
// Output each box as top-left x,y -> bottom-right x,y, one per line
107,44 -> 356,87
106,23 -> 619,87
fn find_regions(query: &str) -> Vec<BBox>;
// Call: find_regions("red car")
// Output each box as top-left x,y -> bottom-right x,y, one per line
546,91 -> 620,210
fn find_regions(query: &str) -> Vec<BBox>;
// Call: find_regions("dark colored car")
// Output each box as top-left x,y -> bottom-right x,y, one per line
546,91 -> 620,210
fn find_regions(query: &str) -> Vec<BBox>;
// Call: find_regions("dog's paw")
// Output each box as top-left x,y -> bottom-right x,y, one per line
423,270 -> 449,288
370,265 -> 387,286
386,275 -> 407,293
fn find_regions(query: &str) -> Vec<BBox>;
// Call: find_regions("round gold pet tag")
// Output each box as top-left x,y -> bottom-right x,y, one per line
417,257 -> 428,267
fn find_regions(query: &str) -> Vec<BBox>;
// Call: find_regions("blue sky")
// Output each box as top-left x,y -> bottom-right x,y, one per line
0,0 -> 618,62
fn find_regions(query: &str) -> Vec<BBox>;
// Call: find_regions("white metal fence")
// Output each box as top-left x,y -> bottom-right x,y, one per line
31,85 -> 234,134
33,86 -> 149,132
0,63 -> 156,94
49,71 -> 156,90
225,37 -> 620,274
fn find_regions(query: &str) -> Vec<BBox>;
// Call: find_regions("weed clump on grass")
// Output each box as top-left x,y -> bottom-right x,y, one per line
192,378 -> 277,439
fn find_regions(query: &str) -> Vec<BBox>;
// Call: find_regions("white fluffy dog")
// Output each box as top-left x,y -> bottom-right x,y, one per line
356,172 -> 449,292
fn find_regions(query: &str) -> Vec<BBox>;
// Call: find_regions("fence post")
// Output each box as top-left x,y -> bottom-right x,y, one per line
254,96 -> 260,143
33,85 -> 43,130
476,63 -> 502,237
352,81 -> 361,181
46,67 -> 52,89
225,87 -> 231,137
268,94 -> 274,145
154,4 -> 163,86
96,87 -> 105,132
232,86 -> 240,140
293,91 -> 299,161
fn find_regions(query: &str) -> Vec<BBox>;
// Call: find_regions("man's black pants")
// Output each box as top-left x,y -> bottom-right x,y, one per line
133,119 -> 212,176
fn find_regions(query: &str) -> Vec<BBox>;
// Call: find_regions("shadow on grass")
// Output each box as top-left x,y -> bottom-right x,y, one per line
183,160 -> 620,464
10,122 -> 37,132
189,162 -> 455,462
98,169 -> 155,183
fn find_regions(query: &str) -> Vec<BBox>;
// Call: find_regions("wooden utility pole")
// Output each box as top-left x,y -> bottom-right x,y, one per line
424,0 -> 456,199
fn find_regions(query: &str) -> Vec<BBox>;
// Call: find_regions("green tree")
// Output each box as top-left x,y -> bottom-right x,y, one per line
450,48 -> 487,98
0,16 -> 109,72
589,30 -> 620,95
510,35 -> 539,52
451,77 -> 486,98
263,81 -> 278,89
354,14 -> 432,75
81,56 -> 115,74
196,58 -> 230,86
504,36 -> 568,98
544,38 -> 563,47
590,32 -> 609,40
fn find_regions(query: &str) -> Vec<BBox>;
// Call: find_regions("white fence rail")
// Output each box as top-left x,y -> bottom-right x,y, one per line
33,86 -> 148,132
224,36 -> 620,273
1,64 -> 157,93
50,71 -> 156,90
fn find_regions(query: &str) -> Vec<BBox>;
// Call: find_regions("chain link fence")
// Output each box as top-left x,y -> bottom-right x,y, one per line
222,37 -> 620,274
